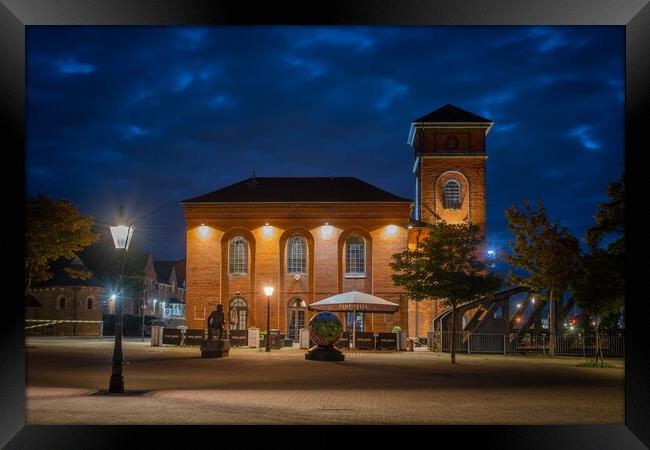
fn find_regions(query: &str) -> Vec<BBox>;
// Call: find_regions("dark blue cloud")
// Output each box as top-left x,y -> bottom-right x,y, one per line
26,26 -> 624,260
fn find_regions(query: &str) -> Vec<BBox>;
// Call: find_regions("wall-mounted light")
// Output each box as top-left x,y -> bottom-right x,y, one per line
262,223 -> 274,237
321,223 -> 333,239
386,225 -> 398,236
198,224 -> 210,238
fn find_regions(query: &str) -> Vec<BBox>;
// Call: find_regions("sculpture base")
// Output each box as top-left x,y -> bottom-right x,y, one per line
200,339 -> 231,358
305,344 -> 345,361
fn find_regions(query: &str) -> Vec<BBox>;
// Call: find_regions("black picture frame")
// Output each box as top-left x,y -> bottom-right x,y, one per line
2,0 -> 647,448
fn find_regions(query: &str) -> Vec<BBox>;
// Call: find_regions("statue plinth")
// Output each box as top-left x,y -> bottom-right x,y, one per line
305,344 -> 345,361
201,339 -> 231,358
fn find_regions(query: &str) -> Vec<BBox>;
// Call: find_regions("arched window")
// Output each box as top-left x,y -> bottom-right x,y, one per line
287,235 -> 306,274
229,236 -> 248,274
87,297 -> 93,310
59,297 -> 66,309
345,235 -> 366,275
444,180 -> 461,209
229,297 -> 248,330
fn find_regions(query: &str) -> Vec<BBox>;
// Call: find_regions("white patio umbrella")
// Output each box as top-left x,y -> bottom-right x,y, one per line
308,291 -> 400,348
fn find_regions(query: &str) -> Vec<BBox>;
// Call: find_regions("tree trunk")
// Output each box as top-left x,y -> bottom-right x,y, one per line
25,273 -> 33,297
450,306 -> 456,364
595,320 -> 604,367
548,288 -> 556,357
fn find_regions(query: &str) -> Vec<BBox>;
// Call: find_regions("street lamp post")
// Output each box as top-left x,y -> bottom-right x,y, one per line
108,210 -> 134,394
263,285 -> 274,352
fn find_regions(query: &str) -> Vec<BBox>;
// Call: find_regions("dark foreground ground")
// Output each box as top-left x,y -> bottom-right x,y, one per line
25,337 -> 624,425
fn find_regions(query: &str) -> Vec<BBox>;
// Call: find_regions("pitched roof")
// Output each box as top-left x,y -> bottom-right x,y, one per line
153,261 -> 176,284
181,177 -> 411,204
174,259 -> 186,288
25,294 -> 43,307
412,104 -> 493,124
34,256 -> 102,288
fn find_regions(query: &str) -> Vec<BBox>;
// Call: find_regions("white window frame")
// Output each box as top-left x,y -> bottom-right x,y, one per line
444,180 -> 461,209
286,235 -> 307,274
229,236 -> 249,275
345,235 -> 366,278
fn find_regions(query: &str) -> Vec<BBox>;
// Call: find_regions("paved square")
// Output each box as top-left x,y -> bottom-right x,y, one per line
25,337 -> 624,425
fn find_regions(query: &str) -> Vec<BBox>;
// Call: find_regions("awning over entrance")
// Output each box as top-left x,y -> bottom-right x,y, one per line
308,291 -> 400,313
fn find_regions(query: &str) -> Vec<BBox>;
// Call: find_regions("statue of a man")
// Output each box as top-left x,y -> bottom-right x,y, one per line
207,304 -> 225,341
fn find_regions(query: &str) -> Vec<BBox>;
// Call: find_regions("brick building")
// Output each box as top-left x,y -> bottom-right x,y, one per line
26,256 -> 105,336
182,104 -> 492,339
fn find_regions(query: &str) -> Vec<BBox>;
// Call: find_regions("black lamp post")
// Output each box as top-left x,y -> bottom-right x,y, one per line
108,209 -> 134,394
263,285 -> 274,352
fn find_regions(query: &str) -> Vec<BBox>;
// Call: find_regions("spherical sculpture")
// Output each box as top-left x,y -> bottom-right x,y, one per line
308,311 -> 343,346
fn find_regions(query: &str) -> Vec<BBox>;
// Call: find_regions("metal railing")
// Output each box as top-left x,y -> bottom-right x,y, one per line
429,331 -> 624,358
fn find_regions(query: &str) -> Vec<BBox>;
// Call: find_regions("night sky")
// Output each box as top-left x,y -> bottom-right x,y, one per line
26,26 -> 624,261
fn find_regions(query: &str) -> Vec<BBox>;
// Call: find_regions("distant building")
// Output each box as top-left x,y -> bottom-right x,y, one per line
26,256 -> 105,336
142,255 -> 186,326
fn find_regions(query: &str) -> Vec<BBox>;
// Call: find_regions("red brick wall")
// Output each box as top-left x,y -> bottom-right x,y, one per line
183,202 -> 412,334
26,286 -> 104,336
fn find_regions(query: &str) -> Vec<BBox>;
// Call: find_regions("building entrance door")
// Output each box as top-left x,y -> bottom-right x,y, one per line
288,298 -> 306,341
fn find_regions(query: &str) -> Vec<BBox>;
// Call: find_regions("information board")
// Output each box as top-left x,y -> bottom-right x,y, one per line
376,332 -> 398,350
184,328 -> 205,346
162,328 -> 183,345
229,329 -> 248,347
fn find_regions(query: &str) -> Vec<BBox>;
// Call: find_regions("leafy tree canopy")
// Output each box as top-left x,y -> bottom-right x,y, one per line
390,220 -> 502,308
25,196 -> 99,294
503,200 -> 580,298
571,173 -> 625,328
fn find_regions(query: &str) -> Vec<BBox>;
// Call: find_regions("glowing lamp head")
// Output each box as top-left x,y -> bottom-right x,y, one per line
110,224 -> 134,250
198,224 -> 210,238
487,249 -> 495,256
516,303 -> 521,308
321,223 -> 333,238
386,225 -> 398,236
110,294 -> 116,301
263,286 -> 274,297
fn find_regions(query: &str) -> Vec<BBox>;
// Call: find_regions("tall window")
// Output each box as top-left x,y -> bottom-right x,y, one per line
287,235 -> 306,274
345,235 -> 366,275
287,298 -> 306,341
444,180 -> 461,209
229,297 -> 248,330
87,297 -> 93,310
59,297 -> 66,309
229,236 -> 248,274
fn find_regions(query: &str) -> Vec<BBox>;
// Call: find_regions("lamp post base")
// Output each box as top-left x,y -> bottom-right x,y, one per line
108,374 -> 124,393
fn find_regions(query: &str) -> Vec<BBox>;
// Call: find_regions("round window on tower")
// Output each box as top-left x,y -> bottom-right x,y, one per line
445,135 -> 459,150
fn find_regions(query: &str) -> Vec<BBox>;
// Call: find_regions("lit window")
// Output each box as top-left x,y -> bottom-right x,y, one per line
229,297 -> 248,330
444,180 -> 461,209
345,235 -> 366,275
287,235 -> 306,274
229,236 -> 248,274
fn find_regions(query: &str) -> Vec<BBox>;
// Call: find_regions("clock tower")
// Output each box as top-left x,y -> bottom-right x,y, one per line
406,104 -> 494,338
408,104 -> 493,234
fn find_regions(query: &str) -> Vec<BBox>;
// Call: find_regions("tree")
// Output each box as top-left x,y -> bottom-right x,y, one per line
25,196 -> 99,295
571,173 -> 625,365
390,221 -> 502,364
503,200 -> 580,357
